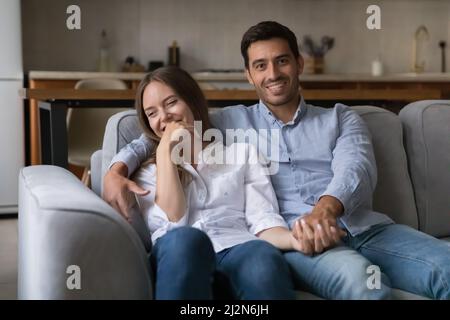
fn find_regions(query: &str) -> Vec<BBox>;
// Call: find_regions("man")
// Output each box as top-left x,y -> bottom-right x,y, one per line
103,21 -> 450,299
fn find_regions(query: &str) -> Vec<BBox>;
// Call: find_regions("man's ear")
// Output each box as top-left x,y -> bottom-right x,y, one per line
297,54 -> 304,76
245,68 -> 254,85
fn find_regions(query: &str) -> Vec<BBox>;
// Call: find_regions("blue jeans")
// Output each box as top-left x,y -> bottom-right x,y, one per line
284,223 -> 450,299
215,240 -> 296,300
150,226 -> 216,299
151,227 -> 296,299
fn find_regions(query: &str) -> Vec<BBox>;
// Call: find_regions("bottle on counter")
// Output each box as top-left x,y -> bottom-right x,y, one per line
371,55 -> 384,76
168,40 -> 180,67
98,29 -> 111,72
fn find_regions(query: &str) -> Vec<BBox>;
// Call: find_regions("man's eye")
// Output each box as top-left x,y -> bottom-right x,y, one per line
278,58 -> 288,65
255,64 -> 265,70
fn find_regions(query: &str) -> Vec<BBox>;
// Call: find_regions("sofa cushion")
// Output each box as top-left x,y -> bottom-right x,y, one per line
352,106 -> 418,228
399,100 -> 450,237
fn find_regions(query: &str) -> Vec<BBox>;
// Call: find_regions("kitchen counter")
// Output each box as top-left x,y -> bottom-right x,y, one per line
26,70 -> 450,166
29,70 -> 450,82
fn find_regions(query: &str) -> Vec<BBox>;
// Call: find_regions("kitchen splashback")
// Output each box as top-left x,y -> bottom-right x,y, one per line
22,0 -> 450,74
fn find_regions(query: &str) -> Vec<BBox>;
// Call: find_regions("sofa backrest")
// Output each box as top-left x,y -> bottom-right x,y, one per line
352,106 -> 418,228
101,110 -> 143,183
399,100 -> 450,237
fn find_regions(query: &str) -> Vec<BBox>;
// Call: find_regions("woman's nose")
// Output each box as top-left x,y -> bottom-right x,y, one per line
159,110 -> 171,122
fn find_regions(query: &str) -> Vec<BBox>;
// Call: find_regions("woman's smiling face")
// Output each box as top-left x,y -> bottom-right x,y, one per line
142,80 -> 195,138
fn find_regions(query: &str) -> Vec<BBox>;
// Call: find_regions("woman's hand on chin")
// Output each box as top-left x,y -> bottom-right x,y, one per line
157,121 -> 194,159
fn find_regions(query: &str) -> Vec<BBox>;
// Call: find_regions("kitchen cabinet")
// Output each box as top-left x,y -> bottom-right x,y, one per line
27,71 -> 449,165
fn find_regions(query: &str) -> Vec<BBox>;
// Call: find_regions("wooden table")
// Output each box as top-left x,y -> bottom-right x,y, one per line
20,88 -> 442,168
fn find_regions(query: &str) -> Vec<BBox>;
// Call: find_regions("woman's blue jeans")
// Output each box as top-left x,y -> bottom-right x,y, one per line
150,226 -> 296,299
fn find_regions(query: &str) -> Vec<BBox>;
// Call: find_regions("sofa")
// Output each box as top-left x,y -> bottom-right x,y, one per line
18,100 -> 450,299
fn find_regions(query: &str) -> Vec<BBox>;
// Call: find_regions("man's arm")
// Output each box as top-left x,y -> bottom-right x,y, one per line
103,134 -> 154,220
109,133 -> 153,177
321,105 -> 377,216
299,106 -> 375,253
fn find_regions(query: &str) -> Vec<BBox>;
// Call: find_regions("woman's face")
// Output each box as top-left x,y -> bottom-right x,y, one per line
142,80 -> 195,138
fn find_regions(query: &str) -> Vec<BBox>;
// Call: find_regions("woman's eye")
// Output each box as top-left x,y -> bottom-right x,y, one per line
168,99 -> 177,106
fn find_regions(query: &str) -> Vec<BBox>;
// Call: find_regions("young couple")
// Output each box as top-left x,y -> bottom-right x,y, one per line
104,21 -> 450,300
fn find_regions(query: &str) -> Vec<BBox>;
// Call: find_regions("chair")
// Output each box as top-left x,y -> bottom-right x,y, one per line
68,78 -> 129,185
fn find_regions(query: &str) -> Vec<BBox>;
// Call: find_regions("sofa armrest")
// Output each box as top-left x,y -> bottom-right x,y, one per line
90,150 -> 103,197
18,165 -> 152,299
399,100 -> 450,237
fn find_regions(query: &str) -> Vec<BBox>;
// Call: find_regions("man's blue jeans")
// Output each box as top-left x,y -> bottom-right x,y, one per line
284,223 -> 450,299
150,227 -> 296,299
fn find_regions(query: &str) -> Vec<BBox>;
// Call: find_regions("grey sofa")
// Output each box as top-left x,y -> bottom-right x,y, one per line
18,100 -> 450,299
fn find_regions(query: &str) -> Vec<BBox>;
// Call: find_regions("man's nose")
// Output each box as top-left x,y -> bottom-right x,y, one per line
267,62 -> 281,81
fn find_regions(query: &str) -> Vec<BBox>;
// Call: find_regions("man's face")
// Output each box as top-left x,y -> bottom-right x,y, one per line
245,38 -> 303,109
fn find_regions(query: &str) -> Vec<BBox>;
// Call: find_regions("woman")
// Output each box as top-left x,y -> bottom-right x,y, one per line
133,66 -> 304,300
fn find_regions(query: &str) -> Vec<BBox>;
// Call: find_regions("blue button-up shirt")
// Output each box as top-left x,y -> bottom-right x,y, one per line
111,97 -> 393,236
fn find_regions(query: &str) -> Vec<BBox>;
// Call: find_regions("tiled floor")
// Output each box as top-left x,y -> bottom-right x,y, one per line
0,217 -> 18,300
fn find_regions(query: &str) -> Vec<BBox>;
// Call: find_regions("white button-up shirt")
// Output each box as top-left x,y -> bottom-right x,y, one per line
133,142 -> 287,252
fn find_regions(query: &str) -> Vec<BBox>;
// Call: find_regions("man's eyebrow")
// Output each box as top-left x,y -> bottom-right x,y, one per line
143,95 -> 176,111
275,54 -> 290,60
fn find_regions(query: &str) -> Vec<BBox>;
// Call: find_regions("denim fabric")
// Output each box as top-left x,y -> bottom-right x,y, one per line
285,223 -> 450,299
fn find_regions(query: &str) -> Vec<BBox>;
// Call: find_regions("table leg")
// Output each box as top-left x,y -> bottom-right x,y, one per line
38,101 -> 68,168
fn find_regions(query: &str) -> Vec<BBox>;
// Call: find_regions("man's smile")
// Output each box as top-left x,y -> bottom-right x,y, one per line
265,80 -> 288,94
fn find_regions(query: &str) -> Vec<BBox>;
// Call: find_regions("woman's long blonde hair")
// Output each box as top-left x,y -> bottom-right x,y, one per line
135,66 -> 211,185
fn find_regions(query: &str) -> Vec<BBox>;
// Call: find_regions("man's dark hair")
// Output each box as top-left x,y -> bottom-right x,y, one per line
241,21 -> 300,69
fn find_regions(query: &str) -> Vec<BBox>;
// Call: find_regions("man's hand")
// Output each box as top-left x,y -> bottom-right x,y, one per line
102,162 -> 150,222
292,195 -> 347,255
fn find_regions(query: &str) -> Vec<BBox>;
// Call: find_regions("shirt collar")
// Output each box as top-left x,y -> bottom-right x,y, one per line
258,95 -> 307,127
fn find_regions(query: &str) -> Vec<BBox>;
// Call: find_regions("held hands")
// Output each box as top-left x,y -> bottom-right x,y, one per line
291,196 -> 347,255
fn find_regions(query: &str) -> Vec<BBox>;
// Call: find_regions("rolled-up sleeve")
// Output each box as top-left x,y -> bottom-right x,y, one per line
320,105 -> 377,215
147,203 -> 189,244
110,134 -> 154,177
244,144 -> 288,235
133,164 -> 189,244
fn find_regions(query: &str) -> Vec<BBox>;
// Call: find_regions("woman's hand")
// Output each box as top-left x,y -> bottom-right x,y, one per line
154,121 -> 192,222
157,121 -> 193,155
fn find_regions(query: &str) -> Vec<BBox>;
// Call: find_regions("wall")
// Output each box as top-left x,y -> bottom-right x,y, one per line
22,0 -> 450,74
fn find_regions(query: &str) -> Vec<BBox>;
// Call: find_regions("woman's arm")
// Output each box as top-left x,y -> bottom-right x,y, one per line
258,225 -> 313,255
257,227 -> 293,250
241,143 -> 311,254
155,122 -> 190,222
